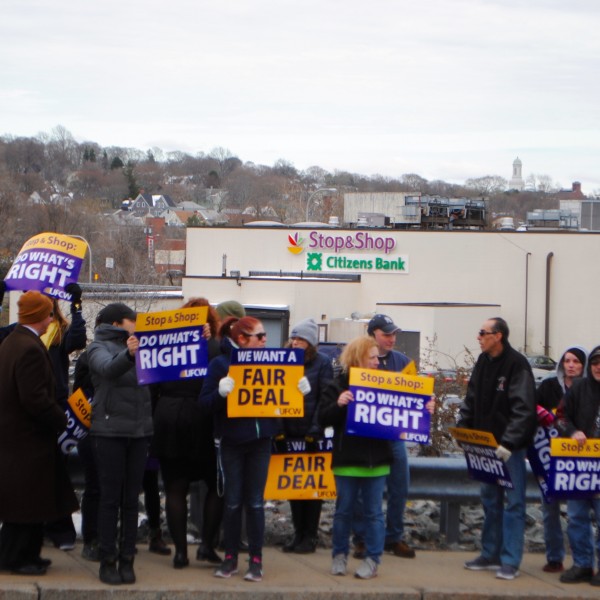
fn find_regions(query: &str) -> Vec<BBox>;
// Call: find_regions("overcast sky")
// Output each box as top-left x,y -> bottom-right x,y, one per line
2,0 -> 600,191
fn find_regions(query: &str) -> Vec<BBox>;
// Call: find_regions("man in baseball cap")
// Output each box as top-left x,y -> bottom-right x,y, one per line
367,314 -> 400,337
353,313 -> 418,561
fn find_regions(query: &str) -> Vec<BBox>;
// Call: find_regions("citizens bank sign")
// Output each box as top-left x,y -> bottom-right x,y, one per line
287,231 -> 409,274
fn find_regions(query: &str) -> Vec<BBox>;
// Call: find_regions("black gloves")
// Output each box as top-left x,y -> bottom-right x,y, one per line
0,281 -> 5,307
304,434 -> 322,453
65,282 -> 82,313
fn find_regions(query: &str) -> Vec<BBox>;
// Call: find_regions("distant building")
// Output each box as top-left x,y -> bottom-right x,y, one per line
555,181 -> 586,200
508,157 -> 524,191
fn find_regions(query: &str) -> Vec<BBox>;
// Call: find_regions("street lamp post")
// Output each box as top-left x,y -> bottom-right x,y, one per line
68,234 -> 93,284
305,188 -> 337,222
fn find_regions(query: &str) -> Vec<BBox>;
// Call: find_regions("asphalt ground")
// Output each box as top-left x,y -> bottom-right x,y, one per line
0,543 -> 598,600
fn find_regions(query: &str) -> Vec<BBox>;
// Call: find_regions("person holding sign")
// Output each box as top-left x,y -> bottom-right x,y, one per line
458,318 -> 536,581
535,346 -> 587,574
0,291 -> 78,576
200,316 -> 280,582
151,298 -> 224,569
88,303 -> 153,586
353,314 -> 420,561
555,345 -> 600,586
318,335 -> 393,580
280,318 -> 333,554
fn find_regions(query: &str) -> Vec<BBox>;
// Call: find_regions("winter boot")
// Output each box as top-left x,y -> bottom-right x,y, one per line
149,528 -> 172,555
118,555 -> 136,584
99,557 -> 122,585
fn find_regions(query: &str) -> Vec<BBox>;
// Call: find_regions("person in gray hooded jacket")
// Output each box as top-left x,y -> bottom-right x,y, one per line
535,346 -> 587,574
88,303 -> 153,586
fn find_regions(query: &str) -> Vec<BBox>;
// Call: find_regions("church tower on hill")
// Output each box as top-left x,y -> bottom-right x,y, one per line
509,157 -> 524,191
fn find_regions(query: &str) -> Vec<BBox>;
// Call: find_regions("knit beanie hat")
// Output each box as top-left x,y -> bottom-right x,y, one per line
97,302 -> 137,325
563,347 -> 586,367
216,300 -> 246,320
290,318 -> 319,347
18,291 -> 54,324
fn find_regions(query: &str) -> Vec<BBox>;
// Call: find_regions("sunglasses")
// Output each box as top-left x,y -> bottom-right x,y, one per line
478,330 -> 496,336
243,331 -> 267,340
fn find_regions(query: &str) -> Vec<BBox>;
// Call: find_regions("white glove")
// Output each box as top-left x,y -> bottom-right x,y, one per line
495,445 -> 512,462
298,376 -> 311,396
218,376 -> 235,398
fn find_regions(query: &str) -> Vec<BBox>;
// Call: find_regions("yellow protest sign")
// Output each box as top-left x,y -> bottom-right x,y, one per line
349,366 -> 433,395
550,437 -> 600,457
227,348 -> 304,417
449,427 -> 498,447
264,453 -> 336,500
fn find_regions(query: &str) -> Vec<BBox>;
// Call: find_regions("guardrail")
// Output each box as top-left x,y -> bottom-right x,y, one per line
67,453 -> 542,546
408,457 -> 541,544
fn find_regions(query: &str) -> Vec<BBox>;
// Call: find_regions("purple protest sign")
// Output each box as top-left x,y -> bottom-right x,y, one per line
4,232 -> 86,298
135,307 -> 209,385
547,437 -> 600,500
345,367 -> 433,444
449,427 -> 513,489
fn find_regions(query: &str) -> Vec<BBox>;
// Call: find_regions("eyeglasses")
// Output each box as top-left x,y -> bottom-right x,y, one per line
243,331 -> 267,340
478,330 -> 496,337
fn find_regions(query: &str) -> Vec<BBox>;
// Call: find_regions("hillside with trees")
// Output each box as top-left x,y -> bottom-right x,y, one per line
0,125 -> 562,284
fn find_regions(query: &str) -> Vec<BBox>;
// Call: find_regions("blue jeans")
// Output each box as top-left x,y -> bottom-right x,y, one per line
333,474 -> 386,563
352,441 -> 409,545
542,497 -> 564,563
566,497 -> 600,569
385,440 -> 409,544
480,448 -> 526,569
221,437 -> 271,559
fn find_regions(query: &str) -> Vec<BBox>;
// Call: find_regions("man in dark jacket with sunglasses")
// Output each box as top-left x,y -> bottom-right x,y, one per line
457,317 -> 536,581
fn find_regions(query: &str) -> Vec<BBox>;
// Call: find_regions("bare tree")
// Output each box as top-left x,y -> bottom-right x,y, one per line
464,175 -> 507,195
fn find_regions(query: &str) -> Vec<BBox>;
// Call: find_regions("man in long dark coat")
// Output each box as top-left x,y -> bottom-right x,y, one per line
0,290 -> 79,575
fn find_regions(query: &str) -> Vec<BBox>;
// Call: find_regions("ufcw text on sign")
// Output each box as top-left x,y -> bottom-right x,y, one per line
227,348 -> 304,417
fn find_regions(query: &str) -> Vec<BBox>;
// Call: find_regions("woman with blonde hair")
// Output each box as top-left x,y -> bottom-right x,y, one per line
319,335 -> 392,580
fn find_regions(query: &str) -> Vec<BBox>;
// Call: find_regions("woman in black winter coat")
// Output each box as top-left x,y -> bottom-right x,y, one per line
151,298 -> 223,569
281,318 -> 333,554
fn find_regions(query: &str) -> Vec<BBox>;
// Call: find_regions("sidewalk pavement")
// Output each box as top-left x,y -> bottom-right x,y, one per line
1,544 -> 597,600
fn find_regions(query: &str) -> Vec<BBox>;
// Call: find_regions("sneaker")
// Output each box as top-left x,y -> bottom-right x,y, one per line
543,561 -> 564,573
496,565 -> 520,580
559,565 -> 593,584
352,541 -> 366,559
331,554 -> 347,576
58,541 -> 75,551
464,555 -> 501,571
244,556 -> 263,582
384,540 -> 416,558
355,557 -> 378,579
214,555 -> 238,578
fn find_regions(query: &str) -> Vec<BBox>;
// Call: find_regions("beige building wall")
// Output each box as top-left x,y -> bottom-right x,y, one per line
180,227 -> 599,367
